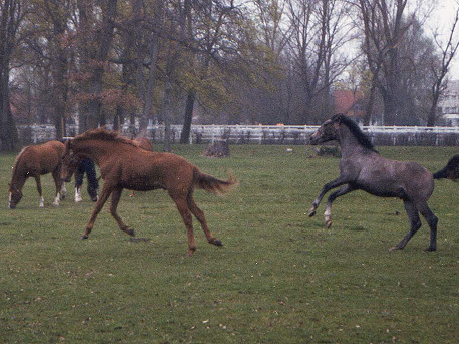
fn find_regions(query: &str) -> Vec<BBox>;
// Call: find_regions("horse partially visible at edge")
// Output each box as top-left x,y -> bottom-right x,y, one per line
61,127 -> 237,256
8,140 -> 66,208
433,154 -> 459,180
308,114 -> 438,252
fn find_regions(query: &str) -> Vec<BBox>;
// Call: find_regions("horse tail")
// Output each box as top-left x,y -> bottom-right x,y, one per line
193,168 -> 238,195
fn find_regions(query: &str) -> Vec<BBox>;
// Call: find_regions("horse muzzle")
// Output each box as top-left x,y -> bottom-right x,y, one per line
309,133 -> 321,145
433,169 -> 447,179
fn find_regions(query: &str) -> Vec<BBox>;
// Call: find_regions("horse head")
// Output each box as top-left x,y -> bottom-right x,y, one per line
309,115 -> 342,145
434,154 -> 459,180
61,140 -> 82,182
8,183 -> 23,209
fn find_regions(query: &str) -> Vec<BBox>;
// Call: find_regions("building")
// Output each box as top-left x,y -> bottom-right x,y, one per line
437,80 -> 459,126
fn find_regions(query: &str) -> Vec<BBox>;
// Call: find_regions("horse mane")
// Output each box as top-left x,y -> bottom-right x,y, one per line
333,114 -> 378,153
73,127 -> 137,147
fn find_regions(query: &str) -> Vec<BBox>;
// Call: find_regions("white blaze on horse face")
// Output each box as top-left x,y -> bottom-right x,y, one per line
39,196 -> 45,208
8,192 -> 12,208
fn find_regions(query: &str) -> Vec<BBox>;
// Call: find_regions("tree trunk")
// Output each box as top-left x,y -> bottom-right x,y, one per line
80,0 -> 118,129
427,92 -> 440,127
162,79 -> 172,152
180,88 -> 195,143
363,83 -> 376,125
0,0 -> 19,151
380,87 -> 398,125
140,33 -> 160,131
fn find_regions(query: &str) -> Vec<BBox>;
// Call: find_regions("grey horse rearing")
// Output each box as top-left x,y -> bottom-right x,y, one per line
308,114 -> 438,252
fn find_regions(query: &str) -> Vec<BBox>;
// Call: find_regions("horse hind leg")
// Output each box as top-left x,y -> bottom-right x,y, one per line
169,191 -> 196,256
34,175 -> 44,208
52,169 -> 62,206
418,203 -> 438,252
389,200 -> 422,252
109,187 -> 134,237
187,193 -> 222,247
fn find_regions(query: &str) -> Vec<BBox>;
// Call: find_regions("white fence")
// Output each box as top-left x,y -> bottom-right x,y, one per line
17,123 -> 459,146
145,124 -> 459,146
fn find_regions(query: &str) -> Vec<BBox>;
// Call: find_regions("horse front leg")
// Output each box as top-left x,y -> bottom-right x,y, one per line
34,175 -> 44,208
323,184 -> 355,228
110,187 -> 135,237
308,175 -> 350,217
81,184 -> 113,239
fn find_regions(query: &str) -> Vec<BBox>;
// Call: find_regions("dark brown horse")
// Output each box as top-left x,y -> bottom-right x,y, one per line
61,128 -> 237,255
433,155 -> 459,180
308,114 -> 438,252
8,140 -> 66,208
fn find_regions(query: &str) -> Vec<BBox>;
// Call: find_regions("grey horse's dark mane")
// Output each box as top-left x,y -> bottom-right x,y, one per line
332,114 -> 378,153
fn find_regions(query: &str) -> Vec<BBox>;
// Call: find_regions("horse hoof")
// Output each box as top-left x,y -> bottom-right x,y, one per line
388,246 -> 400,252
326,220 -> 332,228
187,248 -> 196,256
125,228 -> 135,237
81,235 -> 89,240
308,208 -> 316,217
210,239 -> 223,247
425,247 -> 436,252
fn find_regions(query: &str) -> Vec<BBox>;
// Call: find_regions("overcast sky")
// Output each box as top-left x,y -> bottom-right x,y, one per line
429,0 -> 459,79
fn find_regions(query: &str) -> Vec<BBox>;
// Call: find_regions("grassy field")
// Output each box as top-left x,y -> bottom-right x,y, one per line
1,144 -> 459,344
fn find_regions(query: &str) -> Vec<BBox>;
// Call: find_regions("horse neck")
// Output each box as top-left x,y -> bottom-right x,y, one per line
336,125 -> 368,157
73,139 -> 114,165
10,166 -> 26,192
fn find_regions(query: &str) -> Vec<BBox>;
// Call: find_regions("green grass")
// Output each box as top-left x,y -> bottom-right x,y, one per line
1,144 -> 459,343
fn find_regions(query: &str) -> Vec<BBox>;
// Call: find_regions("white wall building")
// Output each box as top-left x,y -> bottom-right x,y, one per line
438,80 -> 459,126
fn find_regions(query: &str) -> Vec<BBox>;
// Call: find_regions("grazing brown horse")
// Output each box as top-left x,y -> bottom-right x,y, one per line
308,114 -> 438,252
433,155 -> 459,180
61,128 -> 237,255
8,140 -> 66,208
130,136 -> 153,196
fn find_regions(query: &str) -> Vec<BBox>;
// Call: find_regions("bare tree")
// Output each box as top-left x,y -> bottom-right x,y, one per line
76,0 -> 118,131
426,5 -> 459,126
0,0 -> 24,150
285,0 -> 354,123
356,0 -> 429,125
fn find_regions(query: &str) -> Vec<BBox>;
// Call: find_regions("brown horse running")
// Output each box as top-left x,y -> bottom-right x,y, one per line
308,114 -> 438,252
61,128 -> 237,255
8,140 -> 66,208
